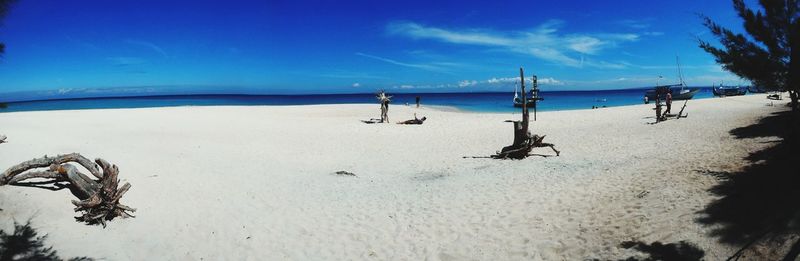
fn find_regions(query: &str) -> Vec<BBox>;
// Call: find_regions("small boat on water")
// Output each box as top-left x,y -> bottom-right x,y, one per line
513,89 -> 537,107
642,57 -> 699,103
712,84 -> 747,96
512,79 -> 543,107
644,84 -> 700,103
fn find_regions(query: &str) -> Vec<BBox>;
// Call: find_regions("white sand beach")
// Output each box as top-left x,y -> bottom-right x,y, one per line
0,94 -> 787,260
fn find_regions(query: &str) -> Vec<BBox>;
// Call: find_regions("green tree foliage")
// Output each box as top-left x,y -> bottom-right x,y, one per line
0,0 -> 16,56
699,0 -> 800,110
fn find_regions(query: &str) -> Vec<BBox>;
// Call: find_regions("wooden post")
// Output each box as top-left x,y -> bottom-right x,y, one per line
532,75 -> 538,122
520,67 -> 529,132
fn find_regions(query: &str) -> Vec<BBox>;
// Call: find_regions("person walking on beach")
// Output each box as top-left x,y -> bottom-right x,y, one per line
665,91 -> 673,115
415,96 -> 420,108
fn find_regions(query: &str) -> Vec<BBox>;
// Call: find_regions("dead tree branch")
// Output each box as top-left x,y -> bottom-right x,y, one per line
0,154 -> 134,227
490,68 -> 559,159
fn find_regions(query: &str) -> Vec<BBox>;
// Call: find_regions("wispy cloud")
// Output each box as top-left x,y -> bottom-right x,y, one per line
617,19 -> 653,29
352,82 -> 361,87
387,20 -> 641,68
355,52 -> 457,73
64,35 -> 100,51
107,56 -> 147,67
125,39 -> 168,58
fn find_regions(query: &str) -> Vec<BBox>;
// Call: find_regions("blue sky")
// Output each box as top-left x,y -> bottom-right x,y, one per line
0,0 -> 754,95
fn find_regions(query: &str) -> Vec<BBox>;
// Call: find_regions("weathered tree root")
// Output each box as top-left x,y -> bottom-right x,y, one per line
493,134 -> 560,159
0,154 -> 135,227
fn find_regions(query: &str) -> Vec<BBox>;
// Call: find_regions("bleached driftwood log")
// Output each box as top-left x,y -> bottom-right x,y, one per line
0,153 -> 135,227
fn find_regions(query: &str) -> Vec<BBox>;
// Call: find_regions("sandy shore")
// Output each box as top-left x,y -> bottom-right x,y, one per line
0,94 -> 786,260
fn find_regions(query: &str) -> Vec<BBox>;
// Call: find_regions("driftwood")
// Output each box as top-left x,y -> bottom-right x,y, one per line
376,90 -> 392,123
0,135 -> 6,144
491,68 -> 559,159
0,154 -> 135,227
493,125 -> 560,159
334,170 -> 356,177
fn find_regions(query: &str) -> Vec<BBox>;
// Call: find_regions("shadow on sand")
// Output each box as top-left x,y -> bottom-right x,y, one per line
0,219 -> 93,261
696,110 -> 800,260
617,241 -> 705,261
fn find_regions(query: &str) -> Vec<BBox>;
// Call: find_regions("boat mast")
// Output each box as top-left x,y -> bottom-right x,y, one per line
676,56 -> 686,89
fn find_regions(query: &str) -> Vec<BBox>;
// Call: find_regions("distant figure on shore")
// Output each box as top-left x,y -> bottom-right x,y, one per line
397,113 -> 426,125
382,99 -> 390,122
665,92 -> 673,114
416,96 -> 420,108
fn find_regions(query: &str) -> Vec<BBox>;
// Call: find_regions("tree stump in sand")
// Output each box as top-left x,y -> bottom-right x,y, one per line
0,153 -> 135,227
493,121 -> 559,159
492,68 -> 559,159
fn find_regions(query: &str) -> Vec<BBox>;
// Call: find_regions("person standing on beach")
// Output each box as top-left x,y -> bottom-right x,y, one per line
383,98 -> 390,123
654,88 -> 663,122
415,96 -> 420,108
665,91 -> 672,114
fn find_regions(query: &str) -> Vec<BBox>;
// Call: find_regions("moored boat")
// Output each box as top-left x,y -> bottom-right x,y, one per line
512,80 -> 543,108
644,84 -> 700,103
642,57 -> 699,104
712,84 -> 747,96
513,91 -> 536,107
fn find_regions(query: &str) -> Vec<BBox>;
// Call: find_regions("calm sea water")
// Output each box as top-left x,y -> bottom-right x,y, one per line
0,88 -> 722,113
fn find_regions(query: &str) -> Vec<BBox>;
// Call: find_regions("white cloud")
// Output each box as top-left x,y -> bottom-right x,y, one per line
458,80 -> 477,87
566,36 -> 605,54
387,20 -> 640,68
352,83 -> 361,87
538,77 -> 564,85
485,76 -> 564,86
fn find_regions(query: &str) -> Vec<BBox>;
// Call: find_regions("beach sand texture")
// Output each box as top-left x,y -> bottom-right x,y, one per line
0,94 -> 786,260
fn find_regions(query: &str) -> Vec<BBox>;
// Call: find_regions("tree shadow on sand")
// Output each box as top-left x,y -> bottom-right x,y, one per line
0,219 -> 93,261
696,110 -> 800,259
616,241 -> 705,261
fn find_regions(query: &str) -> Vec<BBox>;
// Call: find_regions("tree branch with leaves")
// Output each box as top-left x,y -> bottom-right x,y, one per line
698,0 -> 799,110
0,0 -> 17,56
